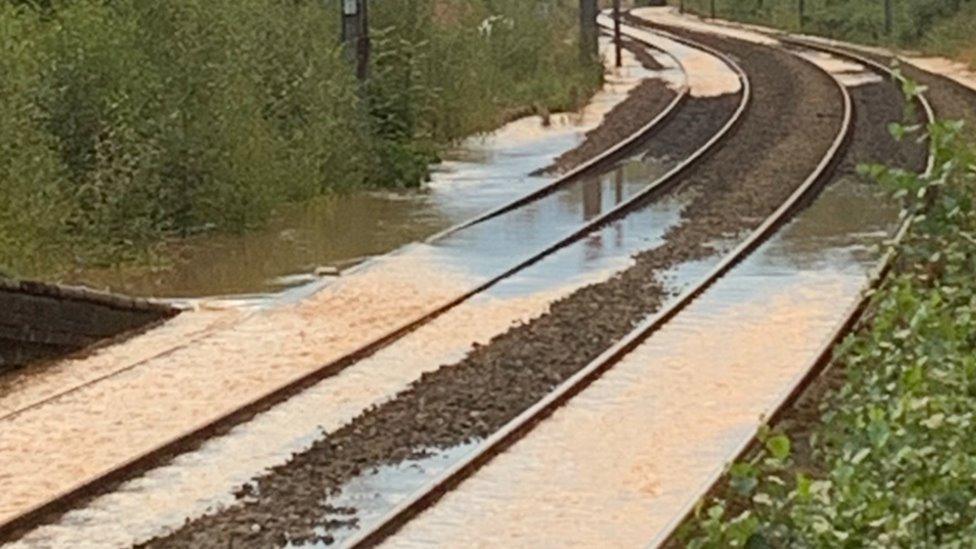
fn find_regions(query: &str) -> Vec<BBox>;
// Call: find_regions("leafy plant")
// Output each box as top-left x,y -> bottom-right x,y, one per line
0,0 -> 601,279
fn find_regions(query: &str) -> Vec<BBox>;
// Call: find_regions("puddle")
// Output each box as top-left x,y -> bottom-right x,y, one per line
286,444 -> 479,548
384,174 -> 902,547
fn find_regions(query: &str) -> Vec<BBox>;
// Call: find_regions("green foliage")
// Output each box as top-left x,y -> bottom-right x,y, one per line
680,82 -> 976,546
674,0 -> 976,50
0,0 -> 600,278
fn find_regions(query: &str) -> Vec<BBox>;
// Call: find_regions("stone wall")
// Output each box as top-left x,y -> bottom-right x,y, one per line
0,279 -> 178,372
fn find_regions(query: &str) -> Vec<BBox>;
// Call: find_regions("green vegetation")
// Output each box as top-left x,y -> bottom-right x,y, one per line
0,0 -> 601,278
672,0 -> 976,63
679,92 -> 976,545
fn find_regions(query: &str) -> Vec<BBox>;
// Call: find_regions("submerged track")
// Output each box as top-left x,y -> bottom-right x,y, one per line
145,19 -> 848,548
342,25 -> 855,549
0,27 -> 748,543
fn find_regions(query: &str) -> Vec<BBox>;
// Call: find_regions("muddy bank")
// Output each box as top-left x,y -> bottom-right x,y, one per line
539,38 -> 679,175
143,29 -> 844,548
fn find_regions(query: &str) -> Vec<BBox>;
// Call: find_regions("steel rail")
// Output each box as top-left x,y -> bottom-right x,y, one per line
421,30 -> 690,244
0,28 -> 751,543
0,25 -> 689,424
342,30 -> 854,549
649,38 -> 938,549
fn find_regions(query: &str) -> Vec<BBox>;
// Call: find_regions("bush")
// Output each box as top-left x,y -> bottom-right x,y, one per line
0,0 -> 601,278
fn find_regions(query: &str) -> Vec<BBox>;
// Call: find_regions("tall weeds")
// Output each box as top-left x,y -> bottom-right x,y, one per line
0,0 -> 601,278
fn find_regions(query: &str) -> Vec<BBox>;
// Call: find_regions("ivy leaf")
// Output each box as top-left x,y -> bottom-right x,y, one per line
765,434 -> 791,461
867,419 -> 890,448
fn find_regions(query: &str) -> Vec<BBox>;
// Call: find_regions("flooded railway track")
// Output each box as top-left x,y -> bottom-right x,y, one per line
136,21 -> 850,548
342,28 -> 856,549
0,27 -> 749,543
3,14 -> 941,548
353,29 -> 937,549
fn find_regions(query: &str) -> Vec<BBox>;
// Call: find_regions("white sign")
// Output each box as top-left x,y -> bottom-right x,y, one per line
343,0 -> 358,16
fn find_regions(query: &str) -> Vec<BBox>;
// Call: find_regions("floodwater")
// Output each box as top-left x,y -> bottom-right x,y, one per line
383,173 -> 902,547
0,28 -> 743,546
5,156 -> 697,549
63,37 -> 671,300
606,16 -> 743,98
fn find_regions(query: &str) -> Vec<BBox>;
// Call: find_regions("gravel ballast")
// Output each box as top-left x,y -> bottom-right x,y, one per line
142,26 -> 846,548
539,38 -> 679,175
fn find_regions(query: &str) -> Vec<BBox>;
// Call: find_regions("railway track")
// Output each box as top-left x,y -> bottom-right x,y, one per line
139,19 -> 849,547
341,25 -> 856,549
0,28 -> 750,542
649,37 -> 939,548
344,27 -> 939,549
5,15 -> 941,548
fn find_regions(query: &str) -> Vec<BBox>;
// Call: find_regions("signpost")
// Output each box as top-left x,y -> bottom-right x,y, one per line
613,0 -> 622,68
341,0 -> 370,80
884,0 -> 893,36
580,0 -> 599,63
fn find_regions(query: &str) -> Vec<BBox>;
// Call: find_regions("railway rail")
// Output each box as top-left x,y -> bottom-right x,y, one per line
341,22 -> 856,548
344,24 -> 940,549
0,27 -> 750,542
648,35 -> 939,548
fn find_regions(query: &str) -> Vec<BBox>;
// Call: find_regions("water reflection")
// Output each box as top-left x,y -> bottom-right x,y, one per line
383,167 -> 903,549
63,36 -> 665,300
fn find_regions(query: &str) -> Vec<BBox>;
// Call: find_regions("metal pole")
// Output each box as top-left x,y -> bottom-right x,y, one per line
798,0 -> 805,29
341,0 -> 369,80
613,0 -> 622,68
710,0 -> 716,19
884,0 -> 893,36
679,0 -> 685,15
579,0 -> 599,63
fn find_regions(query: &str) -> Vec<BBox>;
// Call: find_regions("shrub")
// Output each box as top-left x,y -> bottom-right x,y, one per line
0,0 -> 601,277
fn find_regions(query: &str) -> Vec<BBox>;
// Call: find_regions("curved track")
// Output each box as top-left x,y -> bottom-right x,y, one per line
648,37 -> 938,547
0,31 -> 691,426
0,28 -> 750,542
342,27 -> 855,549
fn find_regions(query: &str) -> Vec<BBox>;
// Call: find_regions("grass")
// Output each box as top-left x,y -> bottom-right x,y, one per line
0,0 -> 602,280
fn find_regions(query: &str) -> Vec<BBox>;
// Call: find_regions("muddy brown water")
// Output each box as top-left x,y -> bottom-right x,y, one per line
61,37 -> 678,301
